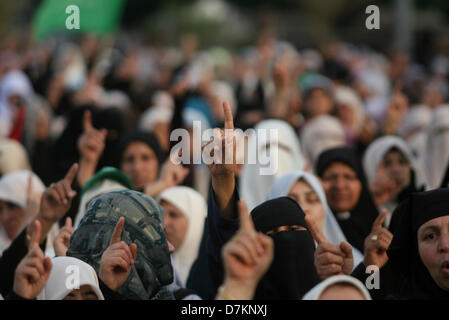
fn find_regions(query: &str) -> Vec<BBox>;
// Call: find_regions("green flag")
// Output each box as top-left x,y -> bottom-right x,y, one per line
33,0 -> 126,40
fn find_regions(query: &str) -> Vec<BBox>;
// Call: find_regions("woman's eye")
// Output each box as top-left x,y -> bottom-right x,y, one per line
425,233 -> 437,240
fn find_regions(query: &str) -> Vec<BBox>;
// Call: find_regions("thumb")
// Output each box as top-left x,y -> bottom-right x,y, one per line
340,242 -> 353,259
129,243 -> 138,261
43,257 -> 53,275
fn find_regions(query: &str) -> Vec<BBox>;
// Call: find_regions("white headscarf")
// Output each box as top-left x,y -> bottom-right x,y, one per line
396,105 -> 432,165
362,135 -> 428,189
302,275 -> 371,300
266,170 -> 363,267
333,86 -> 365,134
0,70 -> 33,137
0,138 -> 31,176
0,170 -> 45,254
240,120 -> 306,211
424,106 -> 449,189
37,256 -> 104,300
157,186 -> 207,285
300,115 -> 346,168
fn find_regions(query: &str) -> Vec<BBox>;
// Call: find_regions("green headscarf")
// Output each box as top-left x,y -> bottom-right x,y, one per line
67,190 -> 174,300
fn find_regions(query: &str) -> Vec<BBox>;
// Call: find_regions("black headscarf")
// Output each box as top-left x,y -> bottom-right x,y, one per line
387,189 -> 449,299
315,146 -> 379,252
250,197 -> 321,300
117,130 -> 166,169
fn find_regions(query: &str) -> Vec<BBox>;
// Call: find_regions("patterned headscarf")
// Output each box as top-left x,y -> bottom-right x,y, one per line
67,190 -> 174,300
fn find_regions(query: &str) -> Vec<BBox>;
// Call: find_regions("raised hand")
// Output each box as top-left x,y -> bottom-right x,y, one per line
53,217 -> 75,257
13,220 -> 52,299
203,101 -> 237,178
305,215 -> 354,280
39,163 -> 78,223
363,209 -> 393,268
159,160 -> 190,189
219,201 -> 274,300
77,110 -> 107,163
99,217 -> 138,291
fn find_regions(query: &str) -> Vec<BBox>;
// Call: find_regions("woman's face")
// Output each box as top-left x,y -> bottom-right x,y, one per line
160,200 -> 188,251
288,179 -> 325,231
382,149 -> 411,192
121,141 -> 159,190
0,200 -> 25,240
321,162 -> 362,213
63,285 -> 99,300
418,215 -> 449,291
304,89 -> 334,118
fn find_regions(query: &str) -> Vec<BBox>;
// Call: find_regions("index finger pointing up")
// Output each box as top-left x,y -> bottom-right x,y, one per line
29,220 -> 42,251
64,163 -> 79,185
305,215 -> 327,245
110,217 -> 125,245
372,209 -> 388,232
223,101 -> 234,131
83,110 -> 94,132
237,200 -> 255,232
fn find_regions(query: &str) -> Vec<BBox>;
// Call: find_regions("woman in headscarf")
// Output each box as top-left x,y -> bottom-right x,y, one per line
300,115 -> 346,168
0,70 -> 33,140
118,130 -> 166,191
266,170 -> 364,266
387,188 -> 449,299
0,170 -> 46,255
73,166 -> 134,229
334,86 -> 366,147
157,186 -> 207,286
240,119 -> 306,211
209,193 -> 321,299
424,106 -> 449,189
302,275 -> 371,300
362,136 -> 427,227
37,256 -> 104,300
67,190 -> 174,300
315,146 -> 379,252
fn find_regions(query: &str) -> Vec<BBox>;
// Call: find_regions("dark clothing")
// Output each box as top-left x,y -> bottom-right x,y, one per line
206,184 -> 320,300
5,291 -> 32,300
387,189 -> 449,299
185,220 -> 214,299
315,146 -> 379,252
206,186 -> 240,296
0,229 -> 47,297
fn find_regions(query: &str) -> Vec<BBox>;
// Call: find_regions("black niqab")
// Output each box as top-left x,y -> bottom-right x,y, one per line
250,197 -> 321,299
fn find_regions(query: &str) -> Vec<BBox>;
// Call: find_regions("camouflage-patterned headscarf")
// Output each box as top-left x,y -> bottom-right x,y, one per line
67,190 -> 174,300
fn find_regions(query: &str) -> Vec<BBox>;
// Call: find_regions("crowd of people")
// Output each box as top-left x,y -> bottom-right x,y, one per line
0,28 -> 449,300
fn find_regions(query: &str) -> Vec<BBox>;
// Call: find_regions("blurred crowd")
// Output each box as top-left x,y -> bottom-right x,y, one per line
1,28 -> 449,300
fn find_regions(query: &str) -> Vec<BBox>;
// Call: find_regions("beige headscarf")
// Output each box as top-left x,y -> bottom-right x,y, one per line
0,138 -> 31,176
0,170 -> 45,254
300,115 -> 346,169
